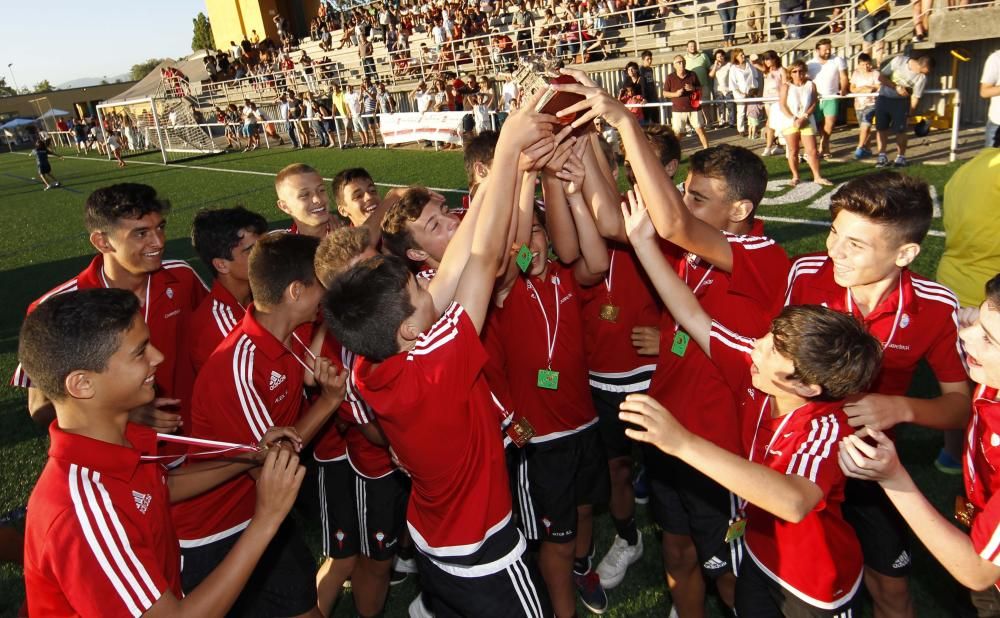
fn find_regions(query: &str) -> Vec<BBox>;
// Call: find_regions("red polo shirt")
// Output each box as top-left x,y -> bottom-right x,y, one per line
12,255 -> 209,424
354,303 -> 519,573
171,305 -> 309,546
785,255 -> 967,396
25,422 -> 181,617
966,385 -> 1000,588
581,243 -> 660,391
709,321 -> 863,610
649,224 -> 790,453
188,280 -> 246,376
488,262 -> 597,442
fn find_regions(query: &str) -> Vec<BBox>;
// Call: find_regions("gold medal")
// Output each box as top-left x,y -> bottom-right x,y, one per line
506,416 -> 536,448
599,303 -> 620,322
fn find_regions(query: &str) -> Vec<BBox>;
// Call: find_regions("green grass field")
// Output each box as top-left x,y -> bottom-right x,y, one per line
0,143 -> 970,616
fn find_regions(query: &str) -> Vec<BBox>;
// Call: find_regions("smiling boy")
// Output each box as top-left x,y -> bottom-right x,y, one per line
275,163 -> 336,237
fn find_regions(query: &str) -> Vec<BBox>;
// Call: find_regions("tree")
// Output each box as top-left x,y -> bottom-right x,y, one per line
131,58 -> 166,81
0,77 -> 15,98
33,80 -> 55,93
192,12 -> 215,52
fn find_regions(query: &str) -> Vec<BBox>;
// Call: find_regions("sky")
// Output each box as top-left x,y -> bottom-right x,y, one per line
4,0 -> 208,89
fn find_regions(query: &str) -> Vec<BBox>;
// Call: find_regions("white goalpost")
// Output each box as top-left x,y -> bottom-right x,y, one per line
96,95 -> 221,164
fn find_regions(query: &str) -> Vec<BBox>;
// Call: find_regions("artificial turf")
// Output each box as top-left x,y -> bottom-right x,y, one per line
0,144 -> 968,616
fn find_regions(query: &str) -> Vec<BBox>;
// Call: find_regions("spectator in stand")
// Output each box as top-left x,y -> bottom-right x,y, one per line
618,62 -> 644,99
780,0 -> 806,39
807,38 -> 849,160
858,0 -> 890,66
776,59 -> 832,186
359,32 -> 377,82
376,82 -> 396,115
413,81 -> 434,112
512,1 -> 536,53
303,92 -> 329,148
684,41 -> 713,126
619,83 -> 647,122
982,48 -> 1000,148
639,51 -> 660,122
346,84 -> 370,148
850,52 -> 880,159
277,92 -> 300,149
728,48 -> 762,135
330,83 -> 356,147
709,49 -> 735,129
761,50 -> 787,157
273,13 -> 289,39
874,53 -> 934,168
665,55 -> 710,149
301,51 -> 318,92
912,0 -> 931,41
467,92 -> 495,133
717,0 -> 738,47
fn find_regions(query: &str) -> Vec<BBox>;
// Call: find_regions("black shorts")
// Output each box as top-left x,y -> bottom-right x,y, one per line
735,552 -> 863,618
971,586 -> 1000,618
38,164 -> 51,175
842,477 -> 912,576
591,386 -> 637,460
648,451 -> 737,579
180,520 -> 318,617
514,425 -> 609,543
355,469 -> 410,561
317,458 -> 359,559
417,536 -> 548,617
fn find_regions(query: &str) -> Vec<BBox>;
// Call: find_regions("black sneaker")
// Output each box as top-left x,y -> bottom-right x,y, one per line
573,568 -> 609,614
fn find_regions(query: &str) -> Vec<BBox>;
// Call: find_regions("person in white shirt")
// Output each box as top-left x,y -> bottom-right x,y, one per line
727,48 -> 762,135
874,53 -> 933,168
413,82 -> 433,112
806,38 -> 848,159
981,48 -> 1000,148
849,52 -> 881,160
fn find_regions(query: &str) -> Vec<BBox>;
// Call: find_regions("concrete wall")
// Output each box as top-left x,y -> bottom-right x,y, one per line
206,0 -> 322,51
0,82 -> 136,126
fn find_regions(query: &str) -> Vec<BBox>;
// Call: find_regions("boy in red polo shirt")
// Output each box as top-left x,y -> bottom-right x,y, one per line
20,288 -> 306,617
323,102 -> 553,616
620,196 -> 882,615
172,233 -> 347,618
381,187 -> 462,279
13,183 -> 208,436
275,163 -> 339,238
786,171 -> 970,618
487,137 -> 612,616
554,71 -> 791,614
188,206 -> 268,374
840,273 -> 1000,617
311,226 -> 410,617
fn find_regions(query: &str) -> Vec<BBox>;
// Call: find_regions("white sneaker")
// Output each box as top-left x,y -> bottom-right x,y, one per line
408,593 -> 435,618
394,555 -> 418,574
761,146 -> 773,156
595,534 -> 644,589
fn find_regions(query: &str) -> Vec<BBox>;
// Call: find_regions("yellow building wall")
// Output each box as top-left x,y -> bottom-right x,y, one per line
205,0 -> 323,51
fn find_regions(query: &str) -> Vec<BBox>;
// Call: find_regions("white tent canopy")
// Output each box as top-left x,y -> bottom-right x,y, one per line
38,108 -> 70,119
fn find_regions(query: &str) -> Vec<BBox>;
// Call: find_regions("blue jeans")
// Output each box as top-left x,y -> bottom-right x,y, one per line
717,3 -> 737,40
781,10 -> 803,39
986,120 -> 999,149
285,120 -> 300,147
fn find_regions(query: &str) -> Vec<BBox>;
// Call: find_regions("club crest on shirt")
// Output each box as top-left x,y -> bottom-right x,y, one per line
269,371 -> 286,391
132,490 -> 152,514
900,313 -> 910,328
166,287 -> 174,299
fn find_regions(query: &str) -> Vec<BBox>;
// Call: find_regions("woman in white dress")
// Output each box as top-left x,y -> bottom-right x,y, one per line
777,60 -> 832,186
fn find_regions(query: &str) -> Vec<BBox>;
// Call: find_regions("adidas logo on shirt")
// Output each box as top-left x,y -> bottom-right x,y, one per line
269,371 -> 286,391
132,490 -> 151,514
892,550 -> 911,569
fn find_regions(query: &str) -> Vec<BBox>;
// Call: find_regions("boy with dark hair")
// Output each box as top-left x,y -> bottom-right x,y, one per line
381,187 -> 461,276
786,170 -> 970,618
21,288 -> 306,617
188,206 -> 268,374
331,167 -> 383,228
554,71 -> 790,614
464,130 -> 500,194
486,136 -> 613,615
275,163 -> 336,238
323,102 -> 553,616
839,273 -> 1000,617
620,195 -> 882,615
12,183 -> 208,436
171,233 -> 348,618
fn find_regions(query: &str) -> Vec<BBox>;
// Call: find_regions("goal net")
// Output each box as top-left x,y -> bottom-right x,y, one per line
96,95 -> 222,163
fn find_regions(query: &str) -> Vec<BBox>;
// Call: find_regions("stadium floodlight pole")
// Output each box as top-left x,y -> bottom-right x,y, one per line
7,63 -> 18,93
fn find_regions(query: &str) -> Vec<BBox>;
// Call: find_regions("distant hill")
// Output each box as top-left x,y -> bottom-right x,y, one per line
55,73 -> 132,89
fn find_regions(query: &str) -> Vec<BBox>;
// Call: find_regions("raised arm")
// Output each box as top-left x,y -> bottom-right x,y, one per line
553,68 -> 737,272
622,188 -> 711,354
560,139 -> 609,286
